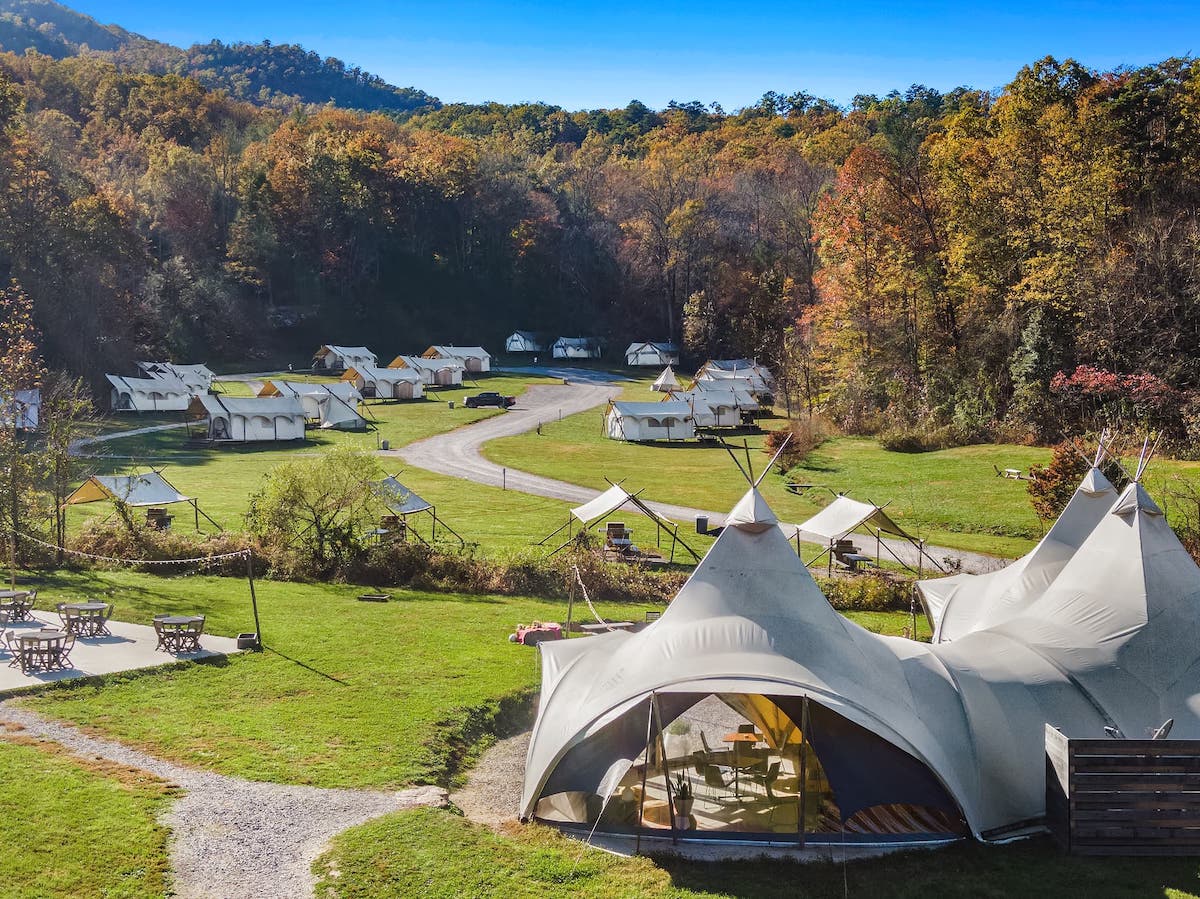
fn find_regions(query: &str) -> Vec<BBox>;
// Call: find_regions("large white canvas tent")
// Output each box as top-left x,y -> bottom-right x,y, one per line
107,375 -> 194,412
797,495 -> 943,573
552,337 -> 602,360
695,360 -> 775,398
387,355 -> 463,387
522,478 -> 1200,845
423,345 -> 491,373
341,365 -> 424,400
0,388 -> 39,430
258,380 -> 368,429
650,366 -> 679,393
664,389 -> 743,428
605,401 -> 695,442
625,342 -> 679,367
695,378 -> 759,411
372,476 -> 464,546
537,483 -> 700,562
188,395 -> 306,442
138,362 -> 214,392
918,465 -> 1117,643
65,471 -> 221,530
312,345 -> 377,372
506,331 -> 545,353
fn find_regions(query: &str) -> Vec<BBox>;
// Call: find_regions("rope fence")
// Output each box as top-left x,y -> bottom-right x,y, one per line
10,530 -> 250,566
572,564 -> 614,631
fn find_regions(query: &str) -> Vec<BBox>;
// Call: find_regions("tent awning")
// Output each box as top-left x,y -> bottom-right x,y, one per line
66,472 -> 191,507
798,496 -> 912,543
569,484 -> 635,524
374,477 -> 433,515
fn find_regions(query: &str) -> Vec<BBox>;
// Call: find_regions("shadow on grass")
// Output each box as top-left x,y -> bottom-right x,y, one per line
265,646 -> 350,686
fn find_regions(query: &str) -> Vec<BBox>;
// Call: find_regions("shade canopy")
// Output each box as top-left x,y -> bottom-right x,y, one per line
66,472 -> 191,507
374,477 -> 433,515
798,496 -> 912,543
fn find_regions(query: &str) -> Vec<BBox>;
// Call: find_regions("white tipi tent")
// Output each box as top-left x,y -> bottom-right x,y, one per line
650,366 -> 679,392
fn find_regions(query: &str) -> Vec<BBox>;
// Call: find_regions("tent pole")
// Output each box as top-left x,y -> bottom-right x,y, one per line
636,695 -> 654,854
918,540 -> 924,578
566,576 -> 574,639
651,693 -> 679,844
798,695 -> 809,848
193,499 -> 199,531
876,528 -> 880,565
246,551 -> 262,651
827,539 -> 833,578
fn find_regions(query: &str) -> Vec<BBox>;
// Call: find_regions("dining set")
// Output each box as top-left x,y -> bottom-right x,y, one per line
691,725 -> 782,802
153,614 -> 207,654
55,601 -> 114,638
4,628 -> 75,674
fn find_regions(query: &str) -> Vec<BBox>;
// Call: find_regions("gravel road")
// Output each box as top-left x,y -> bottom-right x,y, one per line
0,705 -> 446,899
392,379 -> 1006,574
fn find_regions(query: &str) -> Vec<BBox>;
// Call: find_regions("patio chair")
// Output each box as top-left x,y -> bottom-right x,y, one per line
178,616 -> 205,653
3,630 -> 20,667
750,760 -> 782,800
152,617 -> 172,652
55,632 -> 76,670
55,602 -> 71,629
91,604 -> 113,637
9,592 -> 33,622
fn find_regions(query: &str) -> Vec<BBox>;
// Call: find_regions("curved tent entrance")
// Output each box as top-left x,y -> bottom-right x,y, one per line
531,692 -> 966,844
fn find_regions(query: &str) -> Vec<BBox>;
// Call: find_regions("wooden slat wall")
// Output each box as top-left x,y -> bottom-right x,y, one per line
1046,724 -> 1200,856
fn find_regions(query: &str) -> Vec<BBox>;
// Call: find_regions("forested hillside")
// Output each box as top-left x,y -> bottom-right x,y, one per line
0,0 -> 438,112
0,25 -> 1197,448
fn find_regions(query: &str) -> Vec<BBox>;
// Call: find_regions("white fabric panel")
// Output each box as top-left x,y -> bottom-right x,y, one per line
91,473 -> 191,507
798,496 -> 910,542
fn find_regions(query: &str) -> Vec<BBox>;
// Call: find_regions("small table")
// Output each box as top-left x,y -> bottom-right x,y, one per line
723,733 -> 764,798
157,616 -> 204,653
0,591 -> 32,622
61,602 -> 111,637
15,630 -> 68,672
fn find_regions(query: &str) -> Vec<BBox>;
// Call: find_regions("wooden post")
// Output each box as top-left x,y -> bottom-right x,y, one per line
918,539 -> 925,578
826,539 -> 833,578
246,551 -> 262,651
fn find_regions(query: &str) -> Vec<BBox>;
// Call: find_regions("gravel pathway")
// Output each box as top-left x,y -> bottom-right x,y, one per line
0,705 -> 447,898
451,731 -> 531,826
393,381 -> 1006,574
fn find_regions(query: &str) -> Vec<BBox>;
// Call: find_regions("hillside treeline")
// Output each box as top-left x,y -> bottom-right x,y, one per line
0,50 -> 1197,445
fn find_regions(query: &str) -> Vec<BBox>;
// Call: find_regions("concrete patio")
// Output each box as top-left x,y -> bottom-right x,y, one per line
0,614 -> 242,693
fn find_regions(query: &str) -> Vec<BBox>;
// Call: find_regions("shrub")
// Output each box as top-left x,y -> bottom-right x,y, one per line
816,571 -> 913,612
68,523 -> 256,576
1026,437 -> 1129,522
764,416 -> 828,471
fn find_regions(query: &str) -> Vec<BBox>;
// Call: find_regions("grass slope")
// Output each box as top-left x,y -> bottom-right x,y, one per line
314,808 -> 1200,899
0,734 -> 172,898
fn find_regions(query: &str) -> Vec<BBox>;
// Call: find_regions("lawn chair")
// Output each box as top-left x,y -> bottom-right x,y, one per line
54,632 -> 75,670
90,603 -> 113,637
6,592 -> 34,623
3,631 -> 20,668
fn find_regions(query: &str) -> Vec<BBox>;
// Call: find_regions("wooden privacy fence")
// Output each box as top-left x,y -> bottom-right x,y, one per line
1047,724 -> 1200,855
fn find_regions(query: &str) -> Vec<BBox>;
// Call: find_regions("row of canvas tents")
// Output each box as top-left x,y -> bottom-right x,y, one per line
520,451 -> 1200,847
313,345 -> 491,381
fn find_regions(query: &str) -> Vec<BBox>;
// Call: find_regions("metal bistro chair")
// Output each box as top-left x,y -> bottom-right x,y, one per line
692,751 -> 734,802
56,602 -> 79,634
4,630 -> 23,670
751,760 -> 782,801
82,603 -> 113,638
4,591 -> 34,623
53,632 -> 76,670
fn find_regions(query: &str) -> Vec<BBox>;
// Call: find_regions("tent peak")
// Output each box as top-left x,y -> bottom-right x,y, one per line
725,487 -> 778,533
1112,482 -> 1163,518
1078,466 -> 1115,497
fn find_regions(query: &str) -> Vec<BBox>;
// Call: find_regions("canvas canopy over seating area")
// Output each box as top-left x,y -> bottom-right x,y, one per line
65,471 -> 221,531
188,395 -> 306,443
605,401 -> 695,442
537,483 -> 699,563
797,495 -> 944,573
523,472 -> 1200,847
371,476 -> 464,546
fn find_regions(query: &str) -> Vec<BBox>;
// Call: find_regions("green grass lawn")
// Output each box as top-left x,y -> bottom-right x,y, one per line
0,735 -> 172,898
314,807 -> 1200,899
17,567 -> 909,789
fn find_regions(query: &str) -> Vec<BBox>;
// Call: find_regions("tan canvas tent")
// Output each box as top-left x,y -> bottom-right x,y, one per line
341,365 -> 424,400
66,471 -> 221,530
650,366 -> 679,392
259,380 -> 367,429
422,345 -> 491,372
107,374 -> 194,412
522,478 -> 1200,845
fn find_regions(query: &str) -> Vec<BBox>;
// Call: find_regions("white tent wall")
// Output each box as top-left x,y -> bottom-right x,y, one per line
506,332 -> 545,353
387,356 -> 461,387
625,342 -> 680,367
313,345 -> 377,371
106,375 -> 194,412
552,338 -> 602,360
605,402 -> 695,442
192,396 -> 306,442
650,366 -> 679,392
425,346 -> 491,372
919,467 -> 1118,642
343,366 -> 424,399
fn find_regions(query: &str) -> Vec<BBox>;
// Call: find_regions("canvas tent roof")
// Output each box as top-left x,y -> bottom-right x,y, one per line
66,472 -> 191,507
260,380 -> 362,401
553,337 -> 599,349
625,341 -> 678,355
423,345 -> 490,361
797,495 -> 912,543
374,477 -> 433,515
345,365 -> 421,383
106,374 -> 193,395
189,394 -> 305,418
609,401 -> 692,419
651,366 -> 679,392
919,467 -> 1117,642
316,345 -> 374,359
388,355 -> 463,373
523,477 -> 1200,839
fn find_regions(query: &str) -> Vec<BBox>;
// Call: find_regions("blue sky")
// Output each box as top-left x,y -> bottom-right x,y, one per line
71,1 -> 1199,110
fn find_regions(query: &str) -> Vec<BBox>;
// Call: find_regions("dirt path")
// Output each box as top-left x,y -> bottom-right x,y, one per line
0,705 -> 446,899
392,380 -> 1005,574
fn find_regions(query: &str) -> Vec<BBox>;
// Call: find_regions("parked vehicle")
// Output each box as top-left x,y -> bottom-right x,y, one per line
464,391 -> 516,409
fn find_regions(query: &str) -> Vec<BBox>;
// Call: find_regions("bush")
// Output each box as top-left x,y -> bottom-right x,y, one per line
764,416 -> 828,471
816,571 -> 914,612
1026,437 -> 1129,522
68,523 -> 256,576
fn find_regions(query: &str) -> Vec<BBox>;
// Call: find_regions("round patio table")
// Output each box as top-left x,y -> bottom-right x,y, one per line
16,629 -> 67,672
160,615 -> 200,626
63,602 -> 107,612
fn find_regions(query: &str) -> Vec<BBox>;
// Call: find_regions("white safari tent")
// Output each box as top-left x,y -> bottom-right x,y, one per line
552,337 -> 602,360
1,388 -> 39,430
650,366 -> 679,393
666,389 -> 744,428
341,365 -> 424,400
107,375 -> 194,412
312,345 -> 377,373
258,380 -> 368,430
522,477 -> 1200,845
695,360 -> 775,397
797,495 -> 944,573
605,401 -> 695,442
505,331 -> 545,353
422,345 -> 491,373
388,355 -> 464,387
625,342 -> 679,367
65,471 -> 221,530
188,395 -> 306,443
138,362 -> 214,392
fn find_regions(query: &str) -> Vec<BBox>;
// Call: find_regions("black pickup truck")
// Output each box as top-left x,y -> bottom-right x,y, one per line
464,391 -> 516,409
